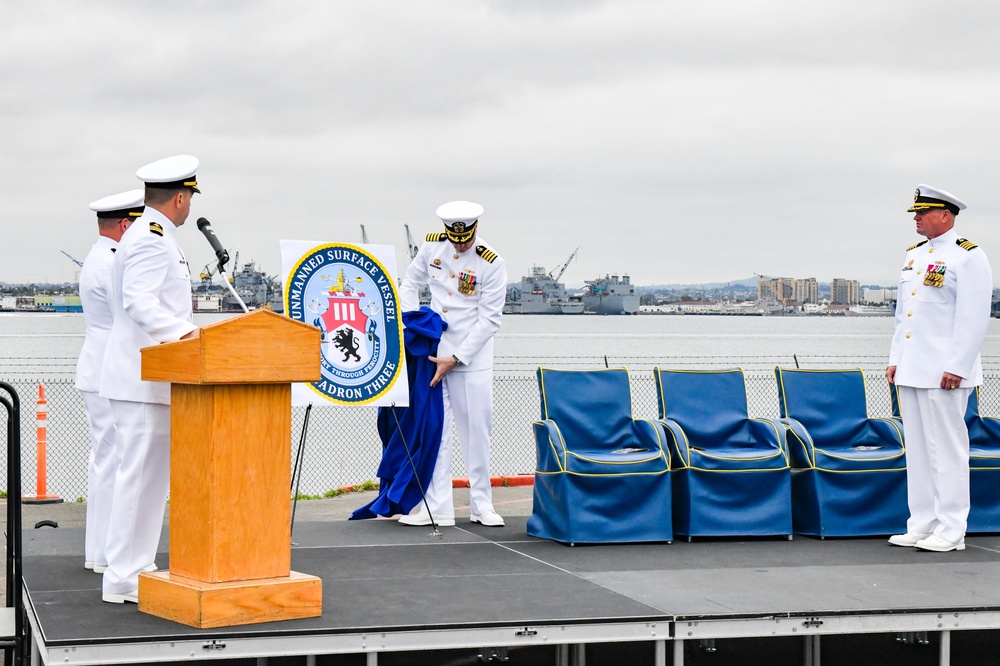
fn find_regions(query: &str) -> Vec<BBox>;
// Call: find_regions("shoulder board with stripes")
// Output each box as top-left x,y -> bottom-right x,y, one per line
149,222 -> 164,237
425,233 -> 447,242
906,240 -> 927,251
957,237 -> 978,251
475,245 -> 498,263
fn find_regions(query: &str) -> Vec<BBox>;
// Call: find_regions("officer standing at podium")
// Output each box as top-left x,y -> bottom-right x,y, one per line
77,189 -> 144,575
99,156 -> 200,603
887,184 -> 993,553
398,201 -> 508,527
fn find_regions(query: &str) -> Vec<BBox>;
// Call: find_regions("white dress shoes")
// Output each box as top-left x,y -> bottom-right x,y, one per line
915,534 -> 966,552
470,510 -> 505,527
398,511 -> 455,527
102,590 -> 139,604
888,532 -> 931,547
86,561 -> 108,573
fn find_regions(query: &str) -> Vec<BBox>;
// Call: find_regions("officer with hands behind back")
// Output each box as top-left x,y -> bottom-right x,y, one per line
887,184 -> 992,553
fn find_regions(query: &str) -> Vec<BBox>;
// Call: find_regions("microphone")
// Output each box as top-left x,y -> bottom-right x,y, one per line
196,217 -> 230,272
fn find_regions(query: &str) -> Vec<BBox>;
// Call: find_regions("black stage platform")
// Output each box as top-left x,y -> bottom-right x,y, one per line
20,518 -> 1000,665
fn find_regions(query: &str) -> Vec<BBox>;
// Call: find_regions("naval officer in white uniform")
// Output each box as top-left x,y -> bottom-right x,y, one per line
99,156 -> 200,603
77,189 -> 144,574
398,201 -> 507,527
887,184 -> 993,552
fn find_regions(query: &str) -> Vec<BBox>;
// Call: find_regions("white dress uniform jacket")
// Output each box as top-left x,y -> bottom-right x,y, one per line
76,235 -> 120,569
399,236 -> 506,370
75,237 -> 118,392
100,208 -> 196,404
398,234 -> 507,519
890,228 -> 992,388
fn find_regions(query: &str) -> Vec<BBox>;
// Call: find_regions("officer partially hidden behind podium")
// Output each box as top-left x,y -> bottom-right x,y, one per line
887,184 -> 993,553
398,201 -> 508,527
99,156 -> 201,602
77,189 -> 144,575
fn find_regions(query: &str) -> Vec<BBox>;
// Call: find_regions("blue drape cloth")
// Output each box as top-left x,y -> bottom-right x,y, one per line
349,308 -> 446,520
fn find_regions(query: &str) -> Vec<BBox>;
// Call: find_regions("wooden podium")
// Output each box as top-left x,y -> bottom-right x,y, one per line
137,309 -> 323,628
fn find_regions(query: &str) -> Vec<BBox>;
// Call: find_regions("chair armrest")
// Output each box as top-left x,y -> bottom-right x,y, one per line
532,420 -> 566,473
634,419 -> 671,468
976,415 -> 1000,439
656,418 -> 688,467
779,417 -> 815,468
868,417 -> 905,449
748,417 -> 791,463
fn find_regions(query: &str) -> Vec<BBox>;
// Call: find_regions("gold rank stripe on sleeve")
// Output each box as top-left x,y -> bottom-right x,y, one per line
475,245 -> 498,263
149,222 -> 164,237
906,240 -> 928,251
426,233 -> 448,242
957,237 -> 979,251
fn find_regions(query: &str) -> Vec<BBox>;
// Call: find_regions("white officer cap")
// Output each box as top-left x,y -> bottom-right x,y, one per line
88,189 -> 145,219
436,200 -> 484,243
908,184 -> 966,215
136,154 -> 201,194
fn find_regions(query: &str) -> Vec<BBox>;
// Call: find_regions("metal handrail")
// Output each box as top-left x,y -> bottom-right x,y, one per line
0,382 -> 25,665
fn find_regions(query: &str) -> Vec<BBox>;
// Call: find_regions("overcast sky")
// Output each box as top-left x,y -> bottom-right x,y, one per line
3,0 -> 999,289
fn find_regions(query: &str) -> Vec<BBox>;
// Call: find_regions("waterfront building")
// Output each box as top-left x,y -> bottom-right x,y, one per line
831,278 -> 860,305
757,276 -> 818,305
862,287 -> 897,304
794,278 -> 819,304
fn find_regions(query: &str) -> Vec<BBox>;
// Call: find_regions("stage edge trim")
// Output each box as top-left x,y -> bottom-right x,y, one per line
27,622 -> 663,665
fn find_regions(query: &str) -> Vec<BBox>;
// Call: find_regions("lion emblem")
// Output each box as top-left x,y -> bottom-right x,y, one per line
333,328 -> 362,363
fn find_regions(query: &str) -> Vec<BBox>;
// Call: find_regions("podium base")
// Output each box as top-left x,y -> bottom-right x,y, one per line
138,570 -> 322,628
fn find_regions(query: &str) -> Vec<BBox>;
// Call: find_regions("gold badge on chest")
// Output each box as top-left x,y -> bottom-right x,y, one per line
458,269 -> 476,295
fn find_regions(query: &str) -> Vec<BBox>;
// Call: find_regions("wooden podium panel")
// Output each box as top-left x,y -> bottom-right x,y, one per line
142,309 -> 321,385
139,570 -> 322,629
169,383 -> 292,582
138,310 -> 323,628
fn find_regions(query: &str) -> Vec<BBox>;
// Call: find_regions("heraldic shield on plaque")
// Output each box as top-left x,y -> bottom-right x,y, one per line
281,240 -> 408,407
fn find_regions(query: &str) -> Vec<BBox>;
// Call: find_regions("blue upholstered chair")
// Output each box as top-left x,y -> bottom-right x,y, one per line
655,368 -> 792,539
528,368 -> 673,545
892,385 -> 1000,533
775,367 -> 907,537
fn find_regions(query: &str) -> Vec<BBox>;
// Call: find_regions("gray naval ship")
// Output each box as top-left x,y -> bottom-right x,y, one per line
583,273 -> 640,315
504,250 -> 585,315
192,253 -> 283,313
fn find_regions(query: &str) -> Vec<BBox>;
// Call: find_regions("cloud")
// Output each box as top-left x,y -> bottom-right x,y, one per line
2,0 -> 1000,288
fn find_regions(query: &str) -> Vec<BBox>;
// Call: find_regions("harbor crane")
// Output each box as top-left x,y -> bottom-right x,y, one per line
550,248 -> 579,282
360,224 -> 369,244
404,224 -> 419,260
60,250 -> 84,268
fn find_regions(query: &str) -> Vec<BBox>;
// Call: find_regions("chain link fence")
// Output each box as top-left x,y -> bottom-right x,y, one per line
3,357 -> 1000,500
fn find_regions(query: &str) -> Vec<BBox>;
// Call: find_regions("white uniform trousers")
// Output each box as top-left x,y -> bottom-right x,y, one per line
897,385 -> 972,543
423,369 -> 496,517
103,400 -> 170,595
80,391 -> 120,567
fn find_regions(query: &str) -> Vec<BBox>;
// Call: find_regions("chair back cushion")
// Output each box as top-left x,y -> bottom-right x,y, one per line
537,368 -> 634,449
656,368 -> 750,443
775,367 -> 870,445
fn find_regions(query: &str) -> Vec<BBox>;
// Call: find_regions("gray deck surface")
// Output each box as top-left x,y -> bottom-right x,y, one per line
7,487 -> 1000,660
17,492 -> 1000,649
